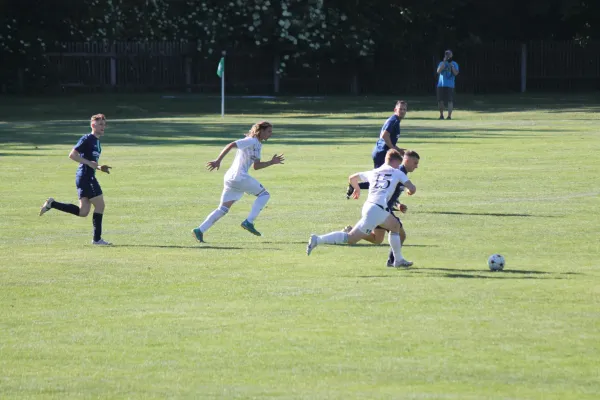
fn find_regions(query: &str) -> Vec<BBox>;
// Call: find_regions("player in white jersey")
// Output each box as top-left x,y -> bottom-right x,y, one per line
306,149 -> 418,267
191,121 -> 285,242
342,150 -> 420,247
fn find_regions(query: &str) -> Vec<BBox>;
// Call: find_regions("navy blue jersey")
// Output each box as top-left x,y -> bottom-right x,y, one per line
74,134 -> 101,178
385,165 -> 409,210
395,165 -> 409,195
372,115 -> 401,158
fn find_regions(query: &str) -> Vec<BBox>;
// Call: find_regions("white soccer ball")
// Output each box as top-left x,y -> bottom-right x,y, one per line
488,254 -> 505,271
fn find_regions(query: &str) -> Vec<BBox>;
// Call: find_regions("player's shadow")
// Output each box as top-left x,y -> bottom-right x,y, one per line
418,211 -> 558,218
356,268 -> 582,279
113,244 -> 244,250
418,267 -> 549,274
261,241 -> 311,245
348,243 -> 439,247
408,268 -> 581,279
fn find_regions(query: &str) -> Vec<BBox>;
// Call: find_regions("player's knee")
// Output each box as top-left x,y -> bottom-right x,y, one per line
373,236 -> 385,245
347,232 -> 363,245
79,209 -> 90,217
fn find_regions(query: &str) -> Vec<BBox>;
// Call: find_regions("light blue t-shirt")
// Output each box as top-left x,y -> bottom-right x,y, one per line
437,61 -> 459,88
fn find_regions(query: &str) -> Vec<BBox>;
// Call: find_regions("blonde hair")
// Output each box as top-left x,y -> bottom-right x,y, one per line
90,113 -> 106,122
246,121 -> 272,139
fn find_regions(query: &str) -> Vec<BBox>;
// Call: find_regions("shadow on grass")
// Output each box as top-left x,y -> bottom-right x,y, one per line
418,211 -> 559,218
3,93 -> 595,148
261,241 -> 314,245
0,119 -> 551,148
0,152 -> 45,157
113,244 -> 246,250
355,267 -> 582,279
2,93 -> 599,121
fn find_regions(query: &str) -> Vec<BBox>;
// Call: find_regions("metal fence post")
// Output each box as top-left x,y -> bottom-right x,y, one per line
521,43 -> 527,93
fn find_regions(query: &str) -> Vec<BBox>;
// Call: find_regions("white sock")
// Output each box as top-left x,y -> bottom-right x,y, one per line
247,191 -> 270,223
199,206 -> 228,233
388,232 -> 403,260
317,231 -> 348,245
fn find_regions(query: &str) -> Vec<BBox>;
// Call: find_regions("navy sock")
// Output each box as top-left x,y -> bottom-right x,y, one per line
52,201 -> 80,216
93,213 -> 103,242
388,248 -> 395,265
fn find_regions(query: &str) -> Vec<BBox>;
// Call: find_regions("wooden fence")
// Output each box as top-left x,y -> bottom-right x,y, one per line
6,40 -> 600,94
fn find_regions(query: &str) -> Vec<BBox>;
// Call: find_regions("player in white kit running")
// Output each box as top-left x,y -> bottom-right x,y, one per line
306,149 -> 417,267
192,121 -> 285,243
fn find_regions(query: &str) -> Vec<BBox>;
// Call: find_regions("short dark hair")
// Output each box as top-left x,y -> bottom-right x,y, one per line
404,150 -> 420,159
395,100 -> 407,108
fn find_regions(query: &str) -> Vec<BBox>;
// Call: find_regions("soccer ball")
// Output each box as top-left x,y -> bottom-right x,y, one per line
488,254 -> 505,271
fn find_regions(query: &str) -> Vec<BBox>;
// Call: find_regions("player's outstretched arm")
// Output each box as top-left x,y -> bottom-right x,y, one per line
253,153 -> 285,170
206,141 -> 237,171
348,173 -> 361,199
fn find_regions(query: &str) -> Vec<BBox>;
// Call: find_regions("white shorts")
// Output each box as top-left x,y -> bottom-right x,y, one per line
220,176 -> 265,203
354,202 -> 390,234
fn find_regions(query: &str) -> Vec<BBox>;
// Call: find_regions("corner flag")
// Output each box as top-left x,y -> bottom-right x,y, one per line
217,57 -> 224,78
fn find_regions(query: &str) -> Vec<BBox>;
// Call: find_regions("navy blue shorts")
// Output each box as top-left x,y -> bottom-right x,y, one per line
372,152 -> 386,168
76,176 -> 103,199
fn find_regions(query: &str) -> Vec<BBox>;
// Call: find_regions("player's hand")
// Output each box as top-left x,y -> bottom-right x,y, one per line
399,203 -> 408,213
351,187 -> 360,200
394,147 -> 405,156
99,165 -> 112,174
206,160 -> 221,171
406,189 -> 414,196
271,153 -> 285,165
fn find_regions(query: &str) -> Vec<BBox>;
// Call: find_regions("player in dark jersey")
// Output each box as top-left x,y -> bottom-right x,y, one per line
39,114 -> 113,245
345,100 -> 408,212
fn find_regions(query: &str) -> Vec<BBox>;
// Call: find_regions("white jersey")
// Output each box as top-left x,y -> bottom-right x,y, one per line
224,137 -> 262,181
358,164 -> 410,207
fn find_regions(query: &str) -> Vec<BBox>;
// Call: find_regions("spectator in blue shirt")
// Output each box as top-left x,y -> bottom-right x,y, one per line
436,49 -> 459,120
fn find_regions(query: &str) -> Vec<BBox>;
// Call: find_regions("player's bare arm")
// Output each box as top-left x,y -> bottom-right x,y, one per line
206,142 -> 237,171
253,153 -> 285,170
404,180 -> 416,195
450,64 -> 459,76
69,148 -> 111,173
380,130 -> 405,154
348,173 -> 362,199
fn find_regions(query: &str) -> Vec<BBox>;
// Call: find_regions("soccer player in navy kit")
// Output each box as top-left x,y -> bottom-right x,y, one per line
39,114 -> 113,245
345,100 -> 407,206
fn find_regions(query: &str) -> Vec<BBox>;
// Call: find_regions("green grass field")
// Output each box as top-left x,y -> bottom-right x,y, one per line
1,94 -> 599,399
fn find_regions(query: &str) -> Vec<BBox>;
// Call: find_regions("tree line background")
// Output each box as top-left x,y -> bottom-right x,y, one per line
1,0 -> 599,94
